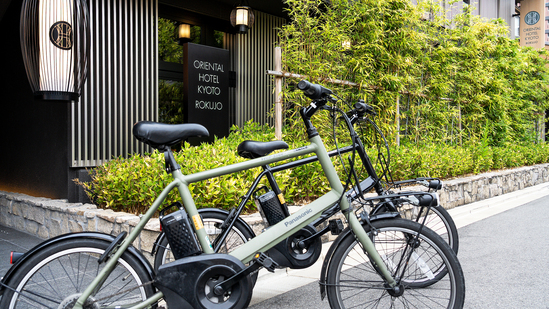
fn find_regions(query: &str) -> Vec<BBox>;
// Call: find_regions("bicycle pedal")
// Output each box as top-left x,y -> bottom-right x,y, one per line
253,252 -> 278,272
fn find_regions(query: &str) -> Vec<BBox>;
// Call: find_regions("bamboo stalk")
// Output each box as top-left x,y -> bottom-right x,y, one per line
396,95 -> 400,147
266,70 -> 455,102
274,48 -> 283,140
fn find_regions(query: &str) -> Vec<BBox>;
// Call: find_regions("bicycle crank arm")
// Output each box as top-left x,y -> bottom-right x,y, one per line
213,253 -> 278,295
297,226 -> 329,249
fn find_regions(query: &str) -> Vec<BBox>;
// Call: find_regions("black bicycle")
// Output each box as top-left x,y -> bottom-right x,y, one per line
153,85 -> 458,288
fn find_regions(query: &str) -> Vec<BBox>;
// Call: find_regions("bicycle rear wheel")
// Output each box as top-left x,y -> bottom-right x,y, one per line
326,218 -> 465,309
372,204 -> 459,254
403,204 -> 459,254
154,210 -> 254,270
0,238 -> 155,309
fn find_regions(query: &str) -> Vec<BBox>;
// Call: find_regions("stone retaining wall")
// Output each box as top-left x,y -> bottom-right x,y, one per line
1,163 -> 548,258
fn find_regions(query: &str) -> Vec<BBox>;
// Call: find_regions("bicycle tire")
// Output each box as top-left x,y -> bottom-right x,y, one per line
154,210 -> 258,284
326,218 -> 465,309
0,238 -> 156,309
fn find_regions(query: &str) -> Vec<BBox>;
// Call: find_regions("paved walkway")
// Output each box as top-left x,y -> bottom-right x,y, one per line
0,225 -> 42,278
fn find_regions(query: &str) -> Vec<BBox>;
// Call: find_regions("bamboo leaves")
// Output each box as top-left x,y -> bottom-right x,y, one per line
280,0 -> 549,146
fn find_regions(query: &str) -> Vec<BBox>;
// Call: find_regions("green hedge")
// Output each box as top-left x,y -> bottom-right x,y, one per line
389,142 -> 549,180
80,122 -> 323,214
79,122 -> 549,215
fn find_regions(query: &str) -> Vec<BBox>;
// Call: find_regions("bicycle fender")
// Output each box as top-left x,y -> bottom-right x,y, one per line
318,212 -> 400,299
0,232 -> 154,295
151,208 -> 257,256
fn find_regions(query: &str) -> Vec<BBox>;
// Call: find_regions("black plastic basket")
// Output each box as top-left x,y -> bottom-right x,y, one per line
160,203 -> 202,259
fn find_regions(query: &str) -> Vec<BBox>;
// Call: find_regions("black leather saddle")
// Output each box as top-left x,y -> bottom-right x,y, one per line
133,121 -> 209,150
237,140 -> 289,159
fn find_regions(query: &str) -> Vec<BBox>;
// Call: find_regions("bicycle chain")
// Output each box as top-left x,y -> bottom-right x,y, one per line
88,280 -> 157,305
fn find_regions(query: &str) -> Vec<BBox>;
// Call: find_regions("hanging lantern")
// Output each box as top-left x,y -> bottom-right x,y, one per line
230,5 -> 254,34
20,0 -> 90,101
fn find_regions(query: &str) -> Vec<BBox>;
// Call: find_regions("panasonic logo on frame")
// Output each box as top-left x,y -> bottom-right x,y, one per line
284,208 -> 313,227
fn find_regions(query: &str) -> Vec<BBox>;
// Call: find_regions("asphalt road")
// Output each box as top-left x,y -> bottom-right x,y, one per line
1,196 -> 548,308
0,225 -> 43,279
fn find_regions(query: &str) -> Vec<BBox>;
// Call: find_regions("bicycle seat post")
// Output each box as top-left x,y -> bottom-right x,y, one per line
162,147 -> 180,174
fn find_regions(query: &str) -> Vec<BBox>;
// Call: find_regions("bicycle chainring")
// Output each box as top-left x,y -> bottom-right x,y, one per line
155,254 -> 252,309
268,224 -> 322,269
196,265 -> 250,308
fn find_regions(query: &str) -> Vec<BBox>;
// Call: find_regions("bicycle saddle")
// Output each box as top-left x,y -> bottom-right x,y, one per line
133,121 -> 209,150
237,140 -> 289,159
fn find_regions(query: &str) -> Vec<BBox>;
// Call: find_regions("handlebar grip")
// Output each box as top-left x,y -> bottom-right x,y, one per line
417,193 -> 439,206
428,179 -> 443,190
354,100 -> 377,116
297,80 -> 333,100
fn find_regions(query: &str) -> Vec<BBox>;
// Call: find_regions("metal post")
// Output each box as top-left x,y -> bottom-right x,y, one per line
275,47 -> 283,140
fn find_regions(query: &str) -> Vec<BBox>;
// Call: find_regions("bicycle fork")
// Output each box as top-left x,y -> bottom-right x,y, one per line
70,181 -> 182,309
340,198 -> 397,288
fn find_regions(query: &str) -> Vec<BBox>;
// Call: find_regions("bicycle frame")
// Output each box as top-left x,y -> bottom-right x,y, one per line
73,130 -> 397,309
203,144 -> 357,252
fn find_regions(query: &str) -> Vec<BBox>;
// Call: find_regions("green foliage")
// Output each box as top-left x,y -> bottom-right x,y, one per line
157,18 -> 204,128
279,0 -> 549,147
158,18 -> 202,64
158,18 -> 184,64
159,80 -> 185,125
81,121 -> 325,213
390,141 -> 549,180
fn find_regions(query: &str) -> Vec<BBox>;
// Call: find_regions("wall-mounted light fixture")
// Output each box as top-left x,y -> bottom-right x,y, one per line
177,23 -> 191,45
20,0 -> 90,101
341,38 -> 353,55
342,39 -> 352,50
230,3 -> 254,34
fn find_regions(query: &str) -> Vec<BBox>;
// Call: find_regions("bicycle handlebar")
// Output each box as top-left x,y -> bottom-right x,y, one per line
298,80 -> 333,101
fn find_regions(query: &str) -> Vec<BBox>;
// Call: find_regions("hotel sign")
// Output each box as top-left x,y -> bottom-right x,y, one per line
183,43 -> 231,143
520,0 -> 545,49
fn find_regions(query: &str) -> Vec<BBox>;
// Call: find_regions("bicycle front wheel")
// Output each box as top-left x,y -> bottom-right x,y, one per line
326,218 -> 465,309
0,238 -> 156,309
